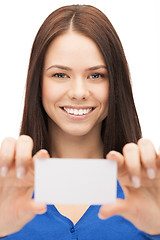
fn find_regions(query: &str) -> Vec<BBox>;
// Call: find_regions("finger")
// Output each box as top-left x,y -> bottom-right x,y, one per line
32,149 -> 50,172
123,143 -> 141,188
27,199 -> 47,215
33,149 -> 50,162
0,137 -> 16,177
106,151 -> 124,172
98,199 -> 127,219
157,146 -> 160,168
15,135 -> 33,179
138,139 -> 157,179
18,199 -> 47,226
25,149 -> 50,177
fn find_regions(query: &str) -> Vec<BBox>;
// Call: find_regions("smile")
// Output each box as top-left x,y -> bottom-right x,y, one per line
61,107 -> 95,116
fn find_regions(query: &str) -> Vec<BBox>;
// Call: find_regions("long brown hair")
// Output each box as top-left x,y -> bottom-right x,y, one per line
20,4 -> 142,156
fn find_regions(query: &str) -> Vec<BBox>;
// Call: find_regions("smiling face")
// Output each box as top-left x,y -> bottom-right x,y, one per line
42,31 -> 109,138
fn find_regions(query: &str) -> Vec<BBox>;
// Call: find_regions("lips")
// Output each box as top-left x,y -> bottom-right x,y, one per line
61,106 -> 95,116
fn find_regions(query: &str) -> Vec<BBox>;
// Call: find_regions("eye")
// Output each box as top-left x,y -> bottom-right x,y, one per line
89,73 -> 104,79
52,73 -> 68,78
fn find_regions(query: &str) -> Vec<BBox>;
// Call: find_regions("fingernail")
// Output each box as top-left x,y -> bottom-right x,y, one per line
16,167 -> 26,179
40,149 -> 48,154
107,151 -> 116,158
147,168 -> 155,179
0,166 -> 8,177
98,212 -> 107,220
131,176 -> 141,188
108,151 -> 116,155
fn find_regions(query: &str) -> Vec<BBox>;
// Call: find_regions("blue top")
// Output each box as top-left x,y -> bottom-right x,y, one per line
3,182 -> 160,240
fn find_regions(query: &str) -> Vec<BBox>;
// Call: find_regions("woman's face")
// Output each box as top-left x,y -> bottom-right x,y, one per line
42,32 -> 109,137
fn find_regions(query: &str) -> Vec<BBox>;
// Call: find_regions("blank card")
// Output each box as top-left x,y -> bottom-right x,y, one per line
34,158 -> 117,205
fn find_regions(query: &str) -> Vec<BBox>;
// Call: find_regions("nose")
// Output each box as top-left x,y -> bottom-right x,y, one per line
68,77 -> 90,101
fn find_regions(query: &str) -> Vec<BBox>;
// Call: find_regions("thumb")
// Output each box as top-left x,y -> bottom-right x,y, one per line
33,149 -> 50,162
98,199 -> 128,219
28,199 -> 47,215
107,151 -> 124,170
18,199 -> 47,225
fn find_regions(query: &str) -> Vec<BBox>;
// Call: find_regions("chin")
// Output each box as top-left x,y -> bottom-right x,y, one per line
62,125 -> 97,138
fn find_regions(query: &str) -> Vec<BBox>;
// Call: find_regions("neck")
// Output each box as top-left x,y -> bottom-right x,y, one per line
48,124 -> 104,159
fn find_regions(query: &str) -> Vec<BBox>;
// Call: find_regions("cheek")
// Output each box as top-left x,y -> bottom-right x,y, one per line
94,81 -> 109,107
95,82 -> 109,121
41,82 -> 58,116
100,91 -> 109,106
42,82 -> 51,103
42,83 -> 54,111
42,81 -> 63,106
102,82 -> 109,105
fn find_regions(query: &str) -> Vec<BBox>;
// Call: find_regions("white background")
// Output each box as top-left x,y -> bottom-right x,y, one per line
0,0 -> 159,151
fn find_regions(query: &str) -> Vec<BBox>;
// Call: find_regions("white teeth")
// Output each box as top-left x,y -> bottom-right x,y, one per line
83,109 -> 87,114
78,109 -> 83,115
70,109 -> 74,114
74,109 -> 79,115
63,107 -> 92,115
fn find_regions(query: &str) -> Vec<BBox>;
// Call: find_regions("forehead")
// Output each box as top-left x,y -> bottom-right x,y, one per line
44,31 -> 105,69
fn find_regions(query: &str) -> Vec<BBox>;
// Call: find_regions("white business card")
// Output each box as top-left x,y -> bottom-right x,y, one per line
34,158 -> 117,205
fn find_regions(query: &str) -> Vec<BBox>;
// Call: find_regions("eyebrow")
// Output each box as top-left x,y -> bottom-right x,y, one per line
46,64 -> 107,71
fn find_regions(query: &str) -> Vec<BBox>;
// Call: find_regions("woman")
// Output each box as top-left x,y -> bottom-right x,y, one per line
0,4 -> 160,239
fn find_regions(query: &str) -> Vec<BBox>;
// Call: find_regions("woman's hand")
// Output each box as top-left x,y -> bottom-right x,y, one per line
99,138 -> 160,235
0,135 -> 49,237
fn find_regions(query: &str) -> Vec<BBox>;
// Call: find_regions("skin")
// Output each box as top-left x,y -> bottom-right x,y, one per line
99,141 -> 160,235
42,31 -> 109,223
0,31 -> 160,236
42,32 -> 109,159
